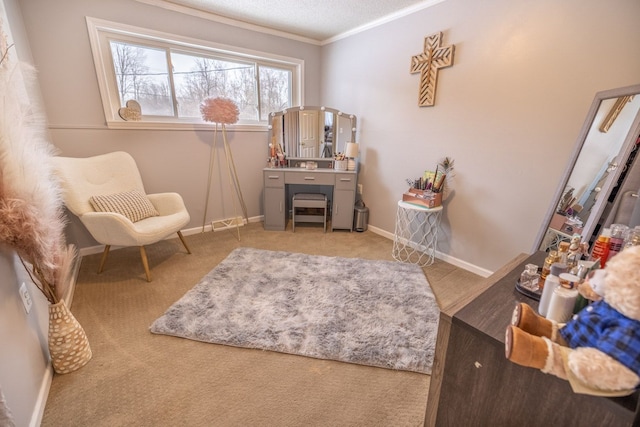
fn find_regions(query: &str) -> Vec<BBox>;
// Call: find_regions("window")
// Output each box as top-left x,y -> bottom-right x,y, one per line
87,17 -> 302,130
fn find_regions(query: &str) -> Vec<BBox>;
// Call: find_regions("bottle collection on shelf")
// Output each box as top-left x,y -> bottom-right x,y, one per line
267,138 -> 286,168
551,188 -> 585,235
519,224 -> 640,324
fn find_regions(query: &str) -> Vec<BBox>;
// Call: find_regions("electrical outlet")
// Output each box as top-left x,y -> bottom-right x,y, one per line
19,282 -> 33,314
358,184 -> 363,194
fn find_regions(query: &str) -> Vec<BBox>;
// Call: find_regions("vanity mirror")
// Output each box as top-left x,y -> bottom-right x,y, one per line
534,84 -> 640,252
268,106 -> 357,162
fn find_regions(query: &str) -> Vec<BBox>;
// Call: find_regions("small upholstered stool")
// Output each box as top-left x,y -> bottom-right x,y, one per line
292,193 -> 328,232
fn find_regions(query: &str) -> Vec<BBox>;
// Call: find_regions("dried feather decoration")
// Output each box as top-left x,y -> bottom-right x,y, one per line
199,97 -> 239,124
0,35 -> 75,304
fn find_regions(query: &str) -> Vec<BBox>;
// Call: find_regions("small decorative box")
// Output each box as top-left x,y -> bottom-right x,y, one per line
402,188 -> 442,208
560,220 -> 583,235
550,213 -> 583,235
549,213 -> 566,231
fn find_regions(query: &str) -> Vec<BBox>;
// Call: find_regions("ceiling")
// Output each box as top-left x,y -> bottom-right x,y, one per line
142,0 -> 444,43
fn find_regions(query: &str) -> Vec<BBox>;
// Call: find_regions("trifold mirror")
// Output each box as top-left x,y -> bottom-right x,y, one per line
534,84 -> 640,252
268,106 -> 357,161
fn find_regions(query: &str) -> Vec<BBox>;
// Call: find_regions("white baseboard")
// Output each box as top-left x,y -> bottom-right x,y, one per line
77,216 -> 492,277
48,213 -> 487,427
78,215 -> 264,257
367,225 -> 492,278
31,365 -> 53,427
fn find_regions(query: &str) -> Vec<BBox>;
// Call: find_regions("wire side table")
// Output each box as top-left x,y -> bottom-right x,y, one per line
392,200 -> 443,267
540,228 -> 572,252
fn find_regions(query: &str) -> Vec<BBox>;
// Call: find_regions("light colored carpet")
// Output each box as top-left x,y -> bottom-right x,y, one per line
150,247 -> 439,374
41,223 -> 484,426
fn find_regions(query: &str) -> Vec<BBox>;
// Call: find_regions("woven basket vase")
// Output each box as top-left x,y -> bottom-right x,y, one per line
48,300 -> 92,374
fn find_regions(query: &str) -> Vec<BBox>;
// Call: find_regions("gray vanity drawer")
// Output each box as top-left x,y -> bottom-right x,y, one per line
335,174 -> 356,190
264,171 -> 285,188
285,171 -> 334,186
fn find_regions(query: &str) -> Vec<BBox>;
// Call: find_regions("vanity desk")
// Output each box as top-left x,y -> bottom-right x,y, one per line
263,167 -> 357,231
264,106 -> 359,232
425,251 -> 639,426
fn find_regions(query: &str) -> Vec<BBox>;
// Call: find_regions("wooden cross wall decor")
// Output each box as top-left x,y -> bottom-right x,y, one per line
410,32 -> 455,107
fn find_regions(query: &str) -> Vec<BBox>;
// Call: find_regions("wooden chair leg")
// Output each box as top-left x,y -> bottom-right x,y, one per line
98,245 -> 111,274
177,231 -> 191,254
139,246 -> 151,282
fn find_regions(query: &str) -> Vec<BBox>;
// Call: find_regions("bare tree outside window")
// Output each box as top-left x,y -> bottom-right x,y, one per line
259,66 -> 291,120
110,42 -> 147,102
172,54 -> 257,119
109,39 -> 292,122
110,41 -> 174,116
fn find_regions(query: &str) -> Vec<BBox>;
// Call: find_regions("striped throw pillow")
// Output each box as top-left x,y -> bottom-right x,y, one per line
89,189 -> 159,223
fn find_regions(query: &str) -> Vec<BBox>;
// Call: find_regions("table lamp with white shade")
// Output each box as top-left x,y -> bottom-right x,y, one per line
345,142 -> 359,171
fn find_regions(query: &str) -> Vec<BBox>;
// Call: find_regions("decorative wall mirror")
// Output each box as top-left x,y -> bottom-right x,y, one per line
534,84 -> 640,252
268,106 -> 357,162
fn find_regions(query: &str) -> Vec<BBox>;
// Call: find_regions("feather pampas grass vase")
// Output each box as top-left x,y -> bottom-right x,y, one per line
48,300 -> 92,374
1,25 -> 90,374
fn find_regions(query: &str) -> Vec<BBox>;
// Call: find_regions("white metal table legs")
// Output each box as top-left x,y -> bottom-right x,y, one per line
392,201 -> 443,267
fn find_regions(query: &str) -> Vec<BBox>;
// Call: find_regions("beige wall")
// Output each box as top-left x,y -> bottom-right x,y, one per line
18,0 -> 323,247
1,1 -> 53,425
4,0 -> 640,422
321,0 -> 640,271
16,0 -> 640,272
0,249 -> 51,427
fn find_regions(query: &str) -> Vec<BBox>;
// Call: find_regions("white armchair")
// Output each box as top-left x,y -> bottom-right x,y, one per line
53,151 -> 191,281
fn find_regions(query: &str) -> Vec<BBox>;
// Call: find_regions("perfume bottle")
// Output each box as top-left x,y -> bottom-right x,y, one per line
572,263 -> 590,313
519,264 -> 540,292
608,223 -> 629,261
590,229 -> 611,268
539,250 -> 558,287
557,241 -> 570,264
546,273 -> 580,323
538,262 -> 568,317
625,226 -> 640,248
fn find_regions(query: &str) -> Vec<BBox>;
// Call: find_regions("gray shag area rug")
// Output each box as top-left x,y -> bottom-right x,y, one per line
150,247 -> 440,374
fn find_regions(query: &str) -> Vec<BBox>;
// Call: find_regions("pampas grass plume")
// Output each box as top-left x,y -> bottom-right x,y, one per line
0,56 -> 75,303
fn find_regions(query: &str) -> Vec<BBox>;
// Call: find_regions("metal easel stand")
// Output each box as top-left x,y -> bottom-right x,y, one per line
202,123 -> 248,240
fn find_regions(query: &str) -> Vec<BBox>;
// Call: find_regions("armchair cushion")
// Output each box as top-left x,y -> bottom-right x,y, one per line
89,189 -> 159,223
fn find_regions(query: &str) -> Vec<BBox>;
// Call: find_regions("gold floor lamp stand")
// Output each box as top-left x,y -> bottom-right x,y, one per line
202,123 -> 249,240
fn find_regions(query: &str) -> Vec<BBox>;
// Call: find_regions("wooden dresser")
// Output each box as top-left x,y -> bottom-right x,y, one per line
425,252 -> 640,426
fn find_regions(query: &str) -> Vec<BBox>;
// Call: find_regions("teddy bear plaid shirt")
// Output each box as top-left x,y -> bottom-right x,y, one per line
559,300 -> 640,379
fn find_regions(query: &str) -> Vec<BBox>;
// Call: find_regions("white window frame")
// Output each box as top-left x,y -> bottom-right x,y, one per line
86,17 -> 304,131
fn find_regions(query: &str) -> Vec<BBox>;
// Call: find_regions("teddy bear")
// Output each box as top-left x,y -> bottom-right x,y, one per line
505,244 -> 640,396
568,233 -> 589,263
